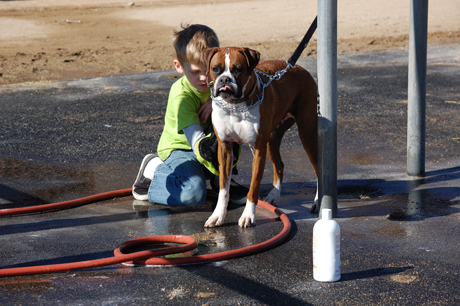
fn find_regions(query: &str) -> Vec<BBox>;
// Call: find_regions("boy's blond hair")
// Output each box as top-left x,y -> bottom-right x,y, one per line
173,24 -> 219,66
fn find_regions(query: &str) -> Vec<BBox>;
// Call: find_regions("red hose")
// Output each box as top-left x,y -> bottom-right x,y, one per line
0,188 -> 133,216
0,189 -> 291,277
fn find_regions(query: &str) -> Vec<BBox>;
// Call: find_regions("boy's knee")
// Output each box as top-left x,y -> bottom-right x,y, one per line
179,179 -> 207,206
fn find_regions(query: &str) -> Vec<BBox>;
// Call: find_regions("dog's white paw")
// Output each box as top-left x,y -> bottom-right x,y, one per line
238,214 -> 255,227
238,201 -> 256,227
205,191 -> 229,227
205,212 -> 226,227
264,186 -> 280,206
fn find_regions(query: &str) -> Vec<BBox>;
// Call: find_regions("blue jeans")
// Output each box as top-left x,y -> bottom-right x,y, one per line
148,150 -> 212,206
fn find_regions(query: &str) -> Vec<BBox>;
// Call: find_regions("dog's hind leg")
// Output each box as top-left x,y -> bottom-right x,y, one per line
265,114 -> 296,206
295,105 -> 319,213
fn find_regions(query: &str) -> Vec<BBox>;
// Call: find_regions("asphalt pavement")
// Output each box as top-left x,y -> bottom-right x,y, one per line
0,44 -> 459,305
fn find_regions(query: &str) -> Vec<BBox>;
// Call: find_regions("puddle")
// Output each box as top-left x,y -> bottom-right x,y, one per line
0,158 -> 95,207
133,200 -> 286,257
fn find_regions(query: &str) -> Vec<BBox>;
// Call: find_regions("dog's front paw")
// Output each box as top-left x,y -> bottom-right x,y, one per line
205,212 -> 226,227
238,214 -> 255,227
238,201 -> 256,227
206,192 -> 229,227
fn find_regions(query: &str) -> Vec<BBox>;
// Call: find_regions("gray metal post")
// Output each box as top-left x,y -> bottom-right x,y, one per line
317,0 -> 338,217
407,0 -> 429,176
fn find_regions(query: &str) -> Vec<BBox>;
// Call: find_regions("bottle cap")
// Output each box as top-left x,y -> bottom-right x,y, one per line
322,208 -> 332,220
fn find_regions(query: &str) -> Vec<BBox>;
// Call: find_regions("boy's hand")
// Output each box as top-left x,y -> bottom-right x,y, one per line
198,99 -> 213,123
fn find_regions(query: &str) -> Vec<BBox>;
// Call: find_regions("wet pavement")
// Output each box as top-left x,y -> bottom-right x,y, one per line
1,44 -> 460,305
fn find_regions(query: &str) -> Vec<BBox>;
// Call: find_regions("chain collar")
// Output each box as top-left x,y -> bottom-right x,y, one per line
211,61 -> 294,114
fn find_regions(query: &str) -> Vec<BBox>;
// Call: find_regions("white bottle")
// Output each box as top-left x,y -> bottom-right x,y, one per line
312,208 -> 341,282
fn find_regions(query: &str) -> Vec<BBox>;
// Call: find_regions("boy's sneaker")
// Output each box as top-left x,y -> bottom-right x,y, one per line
132,153 -> 157,201
210,175 -> 249,205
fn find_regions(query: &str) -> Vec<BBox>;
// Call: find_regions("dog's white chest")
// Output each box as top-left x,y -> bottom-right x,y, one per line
212,103 -> 260,147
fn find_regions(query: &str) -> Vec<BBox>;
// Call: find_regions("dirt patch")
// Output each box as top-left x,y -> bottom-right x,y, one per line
1,0 -> 459,86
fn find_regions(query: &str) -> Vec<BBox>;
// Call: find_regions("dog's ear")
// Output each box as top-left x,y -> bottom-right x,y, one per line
242,48 -> 260,72
202,47 -> 220,86
202,47 -> 220,74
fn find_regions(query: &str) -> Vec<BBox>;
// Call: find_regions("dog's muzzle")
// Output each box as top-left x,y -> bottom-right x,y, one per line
215,75 -> 239,99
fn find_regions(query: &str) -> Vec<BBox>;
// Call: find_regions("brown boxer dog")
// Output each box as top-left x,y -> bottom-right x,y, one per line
203,47 -> 318,227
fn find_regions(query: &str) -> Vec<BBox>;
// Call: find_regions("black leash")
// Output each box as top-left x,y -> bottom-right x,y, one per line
287,16 -> 318,67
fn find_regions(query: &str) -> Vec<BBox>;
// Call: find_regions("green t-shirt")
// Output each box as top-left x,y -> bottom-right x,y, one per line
157,76 -> 211,161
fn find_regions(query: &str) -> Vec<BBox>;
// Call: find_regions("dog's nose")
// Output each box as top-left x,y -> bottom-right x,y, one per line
219,76 -> 231,85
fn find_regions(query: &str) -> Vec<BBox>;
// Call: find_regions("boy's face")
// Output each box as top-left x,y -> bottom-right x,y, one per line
174,60 -> 209,93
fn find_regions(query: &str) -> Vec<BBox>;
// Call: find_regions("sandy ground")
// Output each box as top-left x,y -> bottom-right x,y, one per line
0,0 -> 459,85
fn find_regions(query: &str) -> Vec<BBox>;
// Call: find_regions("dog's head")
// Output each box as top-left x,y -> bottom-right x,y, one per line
203,47 -> 260,103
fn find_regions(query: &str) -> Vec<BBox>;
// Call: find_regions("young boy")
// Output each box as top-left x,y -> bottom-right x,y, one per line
132,24 -> 247,206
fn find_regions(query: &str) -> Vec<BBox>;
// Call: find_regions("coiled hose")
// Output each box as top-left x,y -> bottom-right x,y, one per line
0,188 -> 291,277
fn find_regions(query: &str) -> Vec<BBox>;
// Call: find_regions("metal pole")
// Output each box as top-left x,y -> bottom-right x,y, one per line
407,0 -> 428,176
317,0 -> 338,218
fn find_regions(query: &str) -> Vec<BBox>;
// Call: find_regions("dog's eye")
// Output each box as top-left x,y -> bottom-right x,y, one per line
234,67 -> 244,74
212,67 -> 220,73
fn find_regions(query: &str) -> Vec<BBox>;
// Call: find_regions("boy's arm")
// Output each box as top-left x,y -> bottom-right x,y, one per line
183,99 -> 213,151
184,123 -> 220,176
183,124 -> 205,154
186,124 -> 241,176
